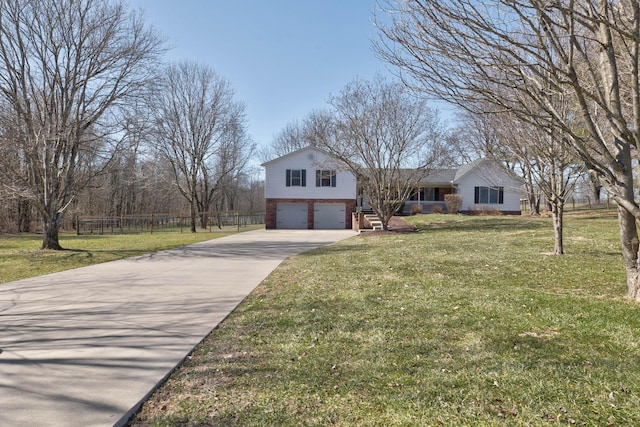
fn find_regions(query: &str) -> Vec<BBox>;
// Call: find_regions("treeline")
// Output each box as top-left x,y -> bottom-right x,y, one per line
0,148 -> 264,234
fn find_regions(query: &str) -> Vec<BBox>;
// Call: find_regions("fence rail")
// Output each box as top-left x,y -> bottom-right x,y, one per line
75,211 -> 265,235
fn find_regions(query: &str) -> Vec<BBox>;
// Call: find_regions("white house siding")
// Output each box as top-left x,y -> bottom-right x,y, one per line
263,147 -> 356,200
455,162 -> 522,213
263,146 -> 357,229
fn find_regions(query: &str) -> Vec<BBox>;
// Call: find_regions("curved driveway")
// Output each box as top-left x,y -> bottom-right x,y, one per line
0,229 -> 355,427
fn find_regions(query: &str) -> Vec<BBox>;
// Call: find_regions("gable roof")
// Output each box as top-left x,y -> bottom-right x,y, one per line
454,157 -> 524,185
453,157 -> 487,182
416,158 -> 522,186
261,145 -> 334,167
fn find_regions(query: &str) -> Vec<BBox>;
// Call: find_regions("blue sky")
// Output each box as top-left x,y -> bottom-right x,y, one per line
130,0 -> 395,150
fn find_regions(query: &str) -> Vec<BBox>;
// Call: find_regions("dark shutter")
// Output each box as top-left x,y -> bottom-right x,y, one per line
301,169 -> 306,187
316,170 -> 321,187
286,169 -> 291,187
474,187 -> 479,204
499,187 -> 504,204
331,171 -> 336,187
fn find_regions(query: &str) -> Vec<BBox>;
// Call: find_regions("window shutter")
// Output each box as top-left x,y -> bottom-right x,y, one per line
474,187 -> 479,204
331,171 -> 336,187
316,170 -> 321,187
499,187 -> 504,204
301,169 -> 306,187
286,169 -> 291,187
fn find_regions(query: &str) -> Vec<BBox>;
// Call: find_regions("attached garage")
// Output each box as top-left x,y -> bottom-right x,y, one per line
276,203 -> 308,229
313,203 -> 346,229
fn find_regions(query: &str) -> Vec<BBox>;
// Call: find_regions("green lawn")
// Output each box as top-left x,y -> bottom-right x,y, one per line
0,225 -> 262,284
128,211 -> 640,426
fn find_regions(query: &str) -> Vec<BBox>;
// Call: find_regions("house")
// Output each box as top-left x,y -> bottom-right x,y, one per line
262,146 -> 357,229
404,158 -> 523,215
263,148 -> 522,229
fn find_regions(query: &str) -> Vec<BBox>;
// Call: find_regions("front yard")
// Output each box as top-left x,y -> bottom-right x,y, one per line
129,212 -> 640,426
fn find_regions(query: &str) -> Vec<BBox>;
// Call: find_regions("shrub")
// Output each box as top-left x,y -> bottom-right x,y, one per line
444,194 -> 463,214
430,204 -> 443,214
411,204 -> 424,215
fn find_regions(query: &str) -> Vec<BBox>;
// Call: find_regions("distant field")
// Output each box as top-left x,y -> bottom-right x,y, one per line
0,225 -> 263,284
128,210 -> 640,426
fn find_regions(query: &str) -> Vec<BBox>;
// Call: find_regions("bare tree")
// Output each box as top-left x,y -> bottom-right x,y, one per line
199,112 -> 255,228
376,0 -> 640,301
150,60 -> 248,232
309,76 -> 446,230
259,119 -> 309,163
499,113 -> 582,254
0,0 -> 163,249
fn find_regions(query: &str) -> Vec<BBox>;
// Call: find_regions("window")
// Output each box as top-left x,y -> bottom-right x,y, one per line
286,169 -> 306,187
409,188 -> 439,201
474,186 -> 504,204
315,169 -> 336,187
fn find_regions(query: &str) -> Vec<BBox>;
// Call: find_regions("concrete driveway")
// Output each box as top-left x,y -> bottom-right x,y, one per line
0,229 -> 355,427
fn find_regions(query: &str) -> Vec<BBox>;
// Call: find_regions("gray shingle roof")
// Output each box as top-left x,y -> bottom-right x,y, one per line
421,168 -> 458,185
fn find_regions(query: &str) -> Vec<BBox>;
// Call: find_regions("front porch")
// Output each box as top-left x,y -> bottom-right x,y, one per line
403,185 -> 454,214
357,185 -> 455,215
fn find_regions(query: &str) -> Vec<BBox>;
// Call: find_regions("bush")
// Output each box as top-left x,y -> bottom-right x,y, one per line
411,204 -> 424,215
430,205 -> 443,214
444,194 -> 463,214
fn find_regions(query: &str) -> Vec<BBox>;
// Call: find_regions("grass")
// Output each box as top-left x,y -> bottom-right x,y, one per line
0,225 -> 263,284
4,214 -> 627,425
128,211 -> 640,426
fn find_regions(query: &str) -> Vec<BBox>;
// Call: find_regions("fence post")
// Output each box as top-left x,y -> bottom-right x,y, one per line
76,215 -> 80,236
151,213 -> 154,234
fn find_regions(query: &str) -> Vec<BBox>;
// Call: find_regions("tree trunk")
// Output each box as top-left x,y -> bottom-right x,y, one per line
616,205 -> 640,300
17,198 -> 32,232
41,212 -> 63,250
199,212 -> 208,230
589,175 -> 602,205
550,199 -> 564,255
528,192 -> 540,216
189,198 -> 197,233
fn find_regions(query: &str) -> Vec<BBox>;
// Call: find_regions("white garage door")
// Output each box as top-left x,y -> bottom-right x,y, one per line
276,203 -> 308,229
314,203 -> 346,229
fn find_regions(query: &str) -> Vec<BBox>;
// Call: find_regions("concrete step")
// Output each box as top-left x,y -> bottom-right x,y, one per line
364,214 -> 383,230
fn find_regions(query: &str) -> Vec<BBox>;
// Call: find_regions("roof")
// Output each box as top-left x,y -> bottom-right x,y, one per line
262,150 -> 518,187
420,168 -> 458,185
453,157 -> 487,182
412,158 -> 510,186
260,145 -> 334,167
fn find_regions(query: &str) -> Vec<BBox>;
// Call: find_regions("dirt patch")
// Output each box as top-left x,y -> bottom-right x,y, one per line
361,216 -> 417,234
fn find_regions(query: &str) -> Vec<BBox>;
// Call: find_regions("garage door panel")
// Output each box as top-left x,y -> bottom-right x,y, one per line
314,203 -> 346,229
276,203 -> 308,229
